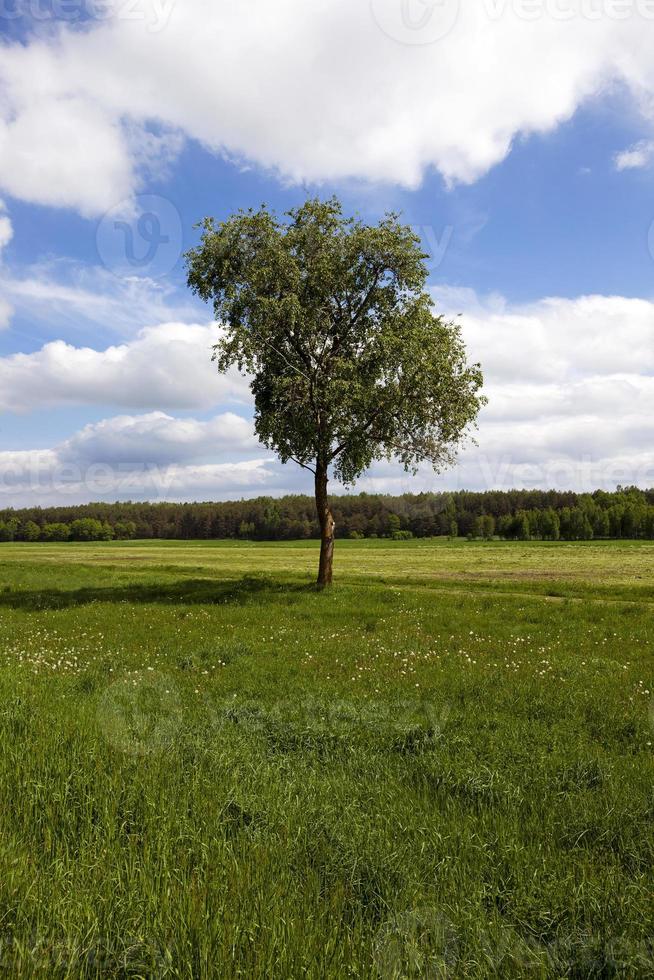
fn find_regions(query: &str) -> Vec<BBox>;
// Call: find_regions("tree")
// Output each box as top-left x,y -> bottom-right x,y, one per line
472,515 -> 484,539
560,506 -> 593,541
516,511 -> 531,541
539,508 -> 560,541
22,520 -> 41,542
0,521 -> 14,542
591,508 -> 609,540
386,513 -> 402,538
113,520 -> 137,540
69,518 -> 113,542
238,521 -> 256,539
472,514 -> 494,540
42,523 -> 70,542
186,198 -> 484,586
481,514 -> 495,540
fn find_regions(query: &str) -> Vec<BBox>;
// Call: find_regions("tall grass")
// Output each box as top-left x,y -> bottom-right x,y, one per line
0,539 -> 652,977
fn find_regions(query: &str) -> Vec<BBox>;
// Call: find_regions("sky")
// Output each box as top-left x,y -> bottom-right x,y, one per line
1,0 -> 654,507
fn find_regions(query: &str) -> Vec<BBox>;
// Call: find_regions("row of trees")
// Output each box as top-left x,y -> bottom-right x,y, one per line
0,517 -> 135,543
470,495 -> 654,541
1,486 -> 654,542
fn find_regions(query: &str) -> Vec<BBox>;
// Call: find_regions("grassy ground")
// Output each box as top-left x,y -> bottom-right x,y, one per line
0,538 -> 652,978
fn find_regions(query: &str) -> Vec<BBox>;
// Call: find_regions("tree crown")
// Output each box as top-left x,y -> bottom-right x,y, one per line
186,197 -> 484,483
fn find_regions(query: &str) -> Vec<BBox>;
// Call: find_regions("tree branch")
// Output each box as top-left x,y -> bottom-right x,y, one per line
288,455 -> 316,475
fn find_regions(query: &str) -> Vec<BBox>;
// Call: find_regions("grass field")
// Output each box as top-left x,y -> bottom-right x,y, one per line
0,538 -> 652,978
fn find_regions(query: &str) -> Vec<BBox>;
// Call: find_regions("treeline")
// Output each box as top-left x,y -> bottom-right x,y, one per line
1,486 -> 654,542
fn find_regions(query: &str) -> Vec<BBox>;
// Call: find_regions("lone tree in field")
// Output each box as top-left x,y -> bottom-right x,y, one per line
186,198 -> 484,587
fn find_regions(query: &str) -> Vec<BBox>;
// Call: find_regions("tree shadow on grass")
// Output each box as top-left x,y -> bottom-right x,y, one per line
0,575 -> 315,612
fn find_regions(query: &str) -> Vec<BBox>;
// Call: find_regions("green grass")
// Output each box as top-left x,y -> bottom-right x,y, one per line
0,538 -> 652,978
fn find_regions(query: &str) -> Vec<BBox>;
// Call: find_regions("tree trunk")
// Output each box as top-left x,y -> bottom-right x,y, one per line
315,463 -> 335,588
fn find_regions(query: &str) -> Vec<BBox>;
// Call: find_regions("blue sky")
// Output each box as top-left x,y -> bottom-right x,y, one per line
1,1 -> 654,505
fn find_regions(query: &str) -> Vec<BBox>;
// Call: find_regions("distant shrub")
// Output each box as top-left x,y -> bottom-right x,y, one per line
113,521 -> 137,540
22,520 -> 41,541
0,521 -> 15,542
69,519 -> 113,542
42,523 -> 71,542
390,530 -> 413,541
386,513 -> 401,536
471,515 -> 495,540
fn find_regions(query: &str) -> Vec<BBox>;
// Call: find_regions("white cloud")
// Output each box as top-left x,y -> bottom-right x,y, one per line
1,289 -> 654,499
0,202 -> 13,255
435,288 -> 654,381
354,448 -> 654,496
0,260 -> 201,340
426,288 -> 654,490
0,410 -> 276,506
0,288 -> 654,491
0,322 -> 249,412
0,455 -> 278,507
59,410 -> 258,466
2,2 -> 654,212
0,96 -> 134,217
0,201 -> 13,328
614,138 -> 654,170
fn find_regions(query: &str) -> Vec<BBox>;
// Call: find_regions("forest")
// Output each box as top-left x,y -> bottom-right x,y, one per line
1,486 -> 654,542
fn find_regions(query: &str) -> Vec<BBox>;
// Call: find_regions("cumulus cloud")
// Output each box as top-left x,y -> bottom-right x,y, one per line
0,96 -> 134,217
614,138 -> 654,170
59,410 -> 258,466
342,288 -> 653,495
355,447 -> 654,496
2,2 -> 654,212
0,201 -> 13,327
0,202 -> 12,255
0,322 -> 249,412
0,410 -> 276,506
0,456 -> 278,507
434,290 -> 654,382
1,288 -> 654,499
430,289 -> 654,490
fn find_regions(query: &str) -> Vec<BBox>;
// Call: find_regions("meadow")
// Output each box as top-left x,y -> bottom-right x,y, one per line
0,538 -> 652,978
